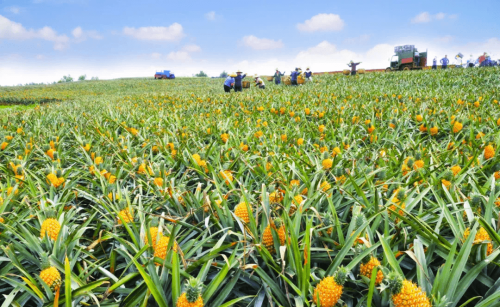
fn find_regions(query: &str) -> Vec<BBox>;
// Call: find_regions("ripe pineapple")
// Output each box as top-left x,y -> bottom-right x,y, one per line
262,218 -> 286,254
40,211 -> 61,241
360,256 -> 384,285
463,227 -> 493,256
40,253 -> 62,292
484,145 -> 495,160
385,272 -> 431,307
154,235 -> 178,264
234,202 -> 252,224
313,266 -> 349,307
117,200 -> 134,224
176,277 -> 204,307
145,225 -> 162,249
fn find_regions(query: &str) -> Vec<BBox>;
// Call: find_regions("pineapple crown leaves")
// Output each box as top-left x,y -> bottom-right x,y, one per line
415,152 -> 422,161
40,252 -> 52,270
442,170 -> 453,181
273,217 -> 284,228
334,167 -> 344,177
354,214 -> 366,229
471,194 -> 482,206
395,188 -> 406,201
376,170 -> 387,180
333,266 -> 350,286
406,158 -> 415,168
184,277 -> 203,303
384,271 -> 404,295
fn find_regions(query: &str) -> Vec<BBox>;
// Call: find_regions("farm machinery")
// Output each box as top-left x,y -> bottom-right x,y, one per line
154,70 -> 175,79
386,45 -> 427,72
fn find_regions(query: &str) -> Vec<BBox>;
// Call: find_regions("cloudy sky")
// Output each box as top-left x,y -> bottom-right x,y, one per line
0,0 -> 499,85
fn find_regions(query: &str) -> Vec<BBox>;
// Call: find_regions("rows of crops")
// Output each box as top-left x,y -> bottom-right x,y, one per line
1,68 -> 500,307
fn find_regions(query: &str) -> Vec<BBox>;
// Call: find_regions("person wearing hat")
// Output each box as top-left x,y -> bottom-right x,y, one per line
347,60 -> 361,75
234,70 -> 246,92
273,68 -> 285,85
224,73 -> 236,93
290,68 -> 301,86
254,75 -> 265,89
304,67 -> 313,82
432,57 -> 437,69
467,55 -> 475,68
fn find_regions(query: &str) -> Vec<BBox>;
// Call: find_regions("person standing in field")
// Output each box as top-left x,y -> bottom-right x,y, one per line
254,75 -> 265,89
304,67 -> 313,82
348,60 -> 361,75
273,68 -> 284,85
290,68 -> 301,86
467,55 -> 475,68
234,70 -> 246,92
440,55 -> 449,69
224,73 -> 236,93
432,57 -> 437,69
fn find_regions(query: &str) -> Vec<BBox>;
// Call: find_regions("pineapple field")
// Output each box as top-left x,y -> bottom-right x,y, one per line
1,68 -> 500,307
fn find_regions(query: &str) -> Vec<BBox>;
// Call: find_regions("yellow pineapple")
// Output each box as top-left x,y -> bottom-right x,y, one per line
117,201 -> 134,224
234,202 -> 252,224
154,235 -> 178,264
463,227 -> 493,256
176,277 -> 204,307
360,256 -> 384,285
39,253 -> 62,292
386,272 -> 431,307
262,218 -> 286,254
40,211 -> 61,241
145,226 -> 162,249
313,267 -> 349,307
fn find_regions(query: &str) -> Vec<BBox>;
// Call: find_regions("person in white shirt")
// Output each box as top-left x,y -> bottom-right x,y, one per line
468,55 -> 475,68
254,75 -> 265,89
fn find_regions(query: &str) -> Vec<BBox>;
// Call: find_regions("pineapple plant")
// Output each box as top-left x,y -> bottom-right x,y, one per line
176,277 -> 204,307
313,266 -> 349,307
262,218 -> 286,253
39,253 -> 62,292
385,272 -> 431,307
40,210 -> 61,241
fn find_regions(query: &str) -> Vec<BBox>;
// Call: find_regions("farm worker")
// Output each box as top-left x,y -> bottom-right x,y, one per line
440,55 -> 449,69
234,70 -> 246,92
467,55 -> 475,68
304,67 -> 313,82
254,75 -> 265,89
432,57 -> 437,69
273,68 -> 285,85
290,68 -> 301,86
347,60 -> 361,75
224,73 -> 236,93
454,55 -> 463,68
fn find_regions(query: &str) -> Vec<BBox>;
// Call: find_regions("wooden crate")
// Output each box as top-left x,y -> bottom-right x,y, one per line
242,81 -> 250,88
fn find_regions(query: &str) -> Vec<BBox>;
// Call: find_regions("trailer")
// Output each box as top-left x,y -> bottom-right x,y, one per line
386,45 -> 427,72
154,70 -> 175,79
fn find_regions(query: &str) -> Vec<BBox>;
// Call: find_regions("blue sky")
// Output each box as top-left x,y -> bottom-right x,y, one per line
1,0 -> 499,85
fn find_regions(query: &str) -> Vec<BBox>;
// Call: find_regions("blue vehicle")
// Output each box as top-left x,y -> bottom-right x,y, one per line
154,70 -> 175,79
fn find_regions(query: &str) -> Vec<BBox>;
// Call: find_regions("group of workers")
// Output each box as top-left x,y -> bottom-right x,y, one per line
223,67 -> 314,92
431,53 -> 499,69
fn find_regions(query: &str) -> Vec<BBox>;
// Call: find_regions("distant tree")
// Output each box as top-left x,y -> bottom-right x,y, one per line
91,76 -> 99,81
219,71 -> 228,78
59,75 -> 73,83
78,74 -> 87,81
195,71 -> 208,78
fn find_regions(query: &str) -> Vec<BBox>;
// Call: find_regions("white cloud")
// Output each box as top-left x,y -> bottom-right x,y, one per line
35,54 -> 45,60
241,35 -> 284,50
166,51 -> 191,61
182,44 -> 201,52
435,35 -> 454,43
151,52 -> 162,59
4,6 -> 21,14
72,26 -> 102,42
345,34 -> 370,44
411,12 -> 456,23
205,11 -> 216,21
123,23 -> 185,41
296,13 -> 344,32
0,15 -> 69,50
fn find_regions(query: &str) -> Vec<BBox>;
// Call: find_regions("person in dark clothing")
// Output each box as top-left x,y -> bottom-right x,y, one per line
290,68 -> 301,86
273,69 -> 284,85
234,70 -> 246,92
223,73 -> 236,93
440,55 -> 449,69
432,57 -> 437,69
348,60 -> 361,75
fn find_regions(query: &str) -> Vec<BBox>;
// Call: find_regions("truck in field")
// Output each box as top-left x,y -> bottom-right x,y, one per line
154,70 -> 175,79
386,45 -> 427,72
